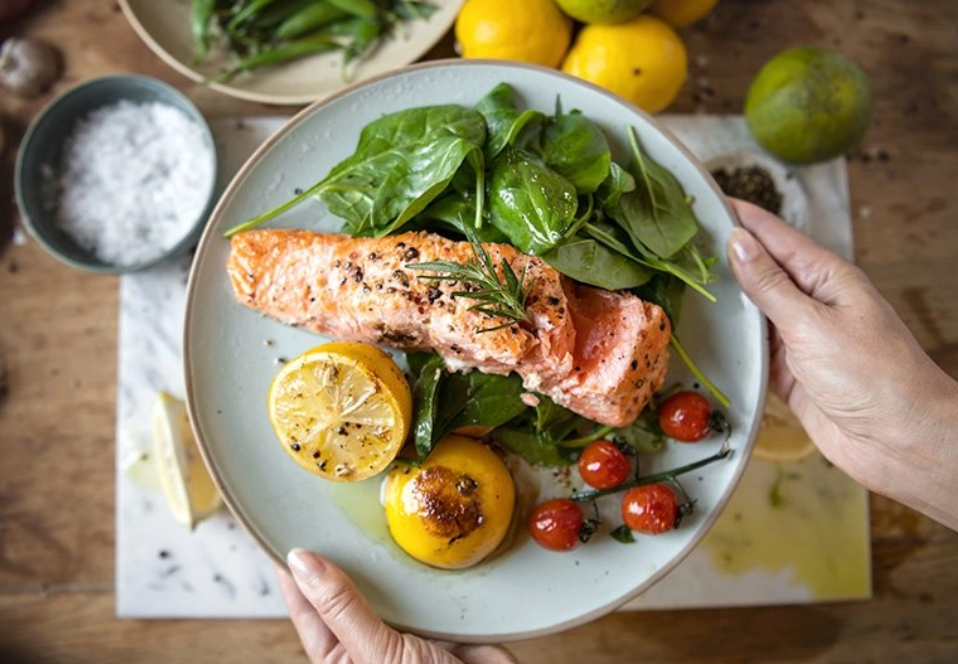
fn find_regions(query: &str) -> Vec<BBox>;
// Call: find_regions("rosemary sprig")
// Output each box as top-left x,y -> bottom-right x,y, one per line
407,228 -> 534,333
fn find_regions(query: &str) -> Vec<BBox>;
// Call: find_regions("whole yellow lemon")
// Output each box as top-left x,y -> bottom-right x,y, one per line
561,14 -> 688,113
455,0 -> 573,68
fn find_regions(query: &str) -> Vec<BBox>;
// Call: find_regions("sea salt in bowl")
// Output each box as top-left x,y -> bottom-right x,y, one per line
15,74 -> 218,273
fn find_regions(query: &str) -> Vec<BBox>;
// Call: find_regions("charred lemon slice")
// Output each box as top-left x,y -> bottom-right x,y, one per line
268,341 -> 412,482
384,435 -> 516,569
753,393 -> 818,463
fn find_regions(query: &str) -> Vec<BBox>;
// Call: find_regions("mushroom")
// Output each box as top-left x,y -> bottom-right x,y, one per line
0,37 -> 60,98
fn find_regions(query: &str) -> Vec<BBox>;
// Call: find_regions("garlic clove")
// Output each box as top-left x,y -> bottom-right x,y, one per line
0,37 -> 61,99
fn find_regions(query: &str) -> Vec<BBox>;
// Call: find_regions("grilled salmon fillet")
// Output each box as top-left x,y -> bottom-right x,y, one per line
228,229 -> 671,427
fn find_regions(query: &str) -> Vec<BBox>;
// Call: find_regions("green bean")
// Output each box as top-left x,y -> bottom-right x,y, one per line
342,18 -> 383,66
325,0 -> 379,20
190,0 -> 218,63
226,0 -> 285,31
250,0 -> 317,29
276,1 -> 351,40
215,35 -> 341,82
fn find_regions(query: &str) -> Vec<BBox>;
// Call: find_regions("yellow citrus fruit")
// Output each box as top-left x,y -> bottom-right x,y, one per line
745,47 -> 873,164
383,435 -> 516,569
151,392 -> 223,529
752,393 -> 818,463
561,14 -> 688,113
267,341 -> 412,482
455,0 -> 573,68
648,0 -> 720,28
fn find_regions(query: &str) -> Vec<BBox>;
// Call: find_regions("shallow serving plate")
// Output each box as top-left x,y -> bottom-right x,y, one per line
184,60 -> 768,642
119,0 -> 463,105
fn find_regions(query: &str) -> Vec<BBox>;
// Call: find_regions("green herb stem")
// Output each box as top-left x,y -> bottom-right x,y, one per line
571,440 -> 732,502
558,424 -> 616,448
224,179 -> 327,237
583,222 -> 716,302
670,334 -> 731,408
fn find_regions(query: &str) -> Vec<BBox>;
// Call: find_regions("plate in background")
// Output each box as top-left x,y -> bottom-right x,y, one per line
183,60 -> 768,642
119,0 -> 463,105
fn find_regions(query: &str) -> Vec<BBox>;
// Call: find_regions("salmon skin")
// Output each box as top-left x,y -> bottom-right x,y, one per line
228,229 -> 671,427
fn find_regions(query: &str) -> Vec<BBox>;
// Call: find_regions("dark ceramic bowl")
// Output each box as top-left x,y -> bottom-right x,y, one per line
15,74 -> 218,273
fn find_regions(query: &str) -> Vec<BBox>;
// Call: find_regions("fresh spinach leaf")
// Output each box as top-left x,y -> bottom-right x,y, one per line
435,371 -> 528,438
534,397 -> 583,444
610,525 -> 636,543
488,147 -> 578,255
540,111 -> 611,195
490,428 -> 578,467
476,83 -> 545,160
605,127 -> 698,259
408,354 -> 529,458
613,409 -> 666,454
543,237 -> 653,290
596,161 -> 635,209
319,104 -> 486,236
410,354 -> 445,459
418,192 -> 510,243
634,273 -> 685,325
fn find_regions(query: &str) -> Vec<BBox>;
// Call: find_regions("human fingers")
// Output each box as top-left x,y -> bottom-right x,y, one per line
726,220 -> 820,330
287,548 -> 405,664
446,644 -> 521,664
729,198 -> 861,307
275,563 -> 343,663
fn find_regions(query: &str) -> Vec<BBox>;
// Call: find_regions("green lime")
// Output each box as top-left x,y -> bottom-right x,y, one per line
745,47 -> 873,164
554,0 -> 653,25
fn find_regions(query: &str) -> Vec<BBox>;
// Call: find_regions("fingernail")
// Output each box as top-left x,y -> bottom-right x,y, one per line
287,548 -> 325,580
729,228 -> 759,263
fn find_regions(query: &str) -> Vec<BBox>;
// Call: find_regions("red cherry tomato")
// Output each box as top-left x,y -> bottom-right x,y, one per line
658,390 -> 713,442
621,484 -> 678,535
529,498 -> 585,551
578,440 -> 631,490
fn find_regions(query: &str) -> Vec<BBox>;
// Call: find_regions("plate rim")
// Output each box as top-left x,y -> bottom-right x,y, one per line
183,58 -> 769,642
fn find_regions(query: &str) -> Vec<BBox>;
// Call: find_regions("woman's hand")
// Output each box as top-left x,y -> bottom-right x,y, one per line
278,548 -> 518,664
727,199 -> 958,530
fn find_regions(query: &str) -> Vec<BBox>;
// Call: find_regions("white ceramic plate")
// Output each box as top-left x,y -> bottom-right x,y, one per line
119,0 -> 463,105
184,60 -> 767,642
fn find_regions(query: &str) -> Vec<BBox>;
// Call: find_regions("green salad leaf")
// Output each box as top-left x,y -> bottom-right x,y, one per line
488,147 -> 578,255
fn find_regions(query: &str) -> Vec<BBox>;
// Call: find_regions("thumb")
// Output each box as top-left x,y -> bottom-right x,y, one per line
287,548 -> 404,664
727,226 -> 816,329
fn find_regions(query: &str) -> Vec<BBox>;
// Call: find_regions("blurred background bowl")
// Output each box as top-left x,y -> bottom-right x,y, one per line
118,0 -> 464,105
14,74 -> 218,274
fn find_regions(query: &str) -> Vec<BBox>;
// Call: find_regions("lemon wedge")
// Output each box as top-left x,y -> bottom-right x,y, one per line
267,341 -> 412,482
753,393 -> 818,462
150,392 -> 223,529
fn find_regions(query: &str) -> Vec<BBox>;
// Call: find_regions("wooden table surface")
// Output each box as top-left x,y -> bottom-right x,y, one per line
1,1 -> 956,662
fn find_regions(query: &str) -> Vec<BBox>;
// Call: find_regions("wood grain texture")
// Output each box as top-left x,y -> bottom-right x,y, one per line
1,0 -> 957,662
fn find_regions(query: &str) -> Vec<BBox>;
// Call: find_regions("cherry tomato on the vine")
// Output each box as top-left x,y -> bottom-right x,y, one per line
578,440 -> 631,490
658,390 -> 714,442
528,498 -> 587,551
621,483 -> 679,535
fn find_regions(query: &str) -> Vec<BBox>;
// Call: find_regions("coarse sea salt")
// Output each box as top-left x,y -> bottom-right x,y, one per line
54,99 -> 215,267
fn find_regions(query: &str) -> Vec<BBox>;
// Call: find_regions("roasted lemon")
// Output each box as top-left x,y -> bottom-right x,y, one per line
383,435 -> 516,569
267,341 -> 412,482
